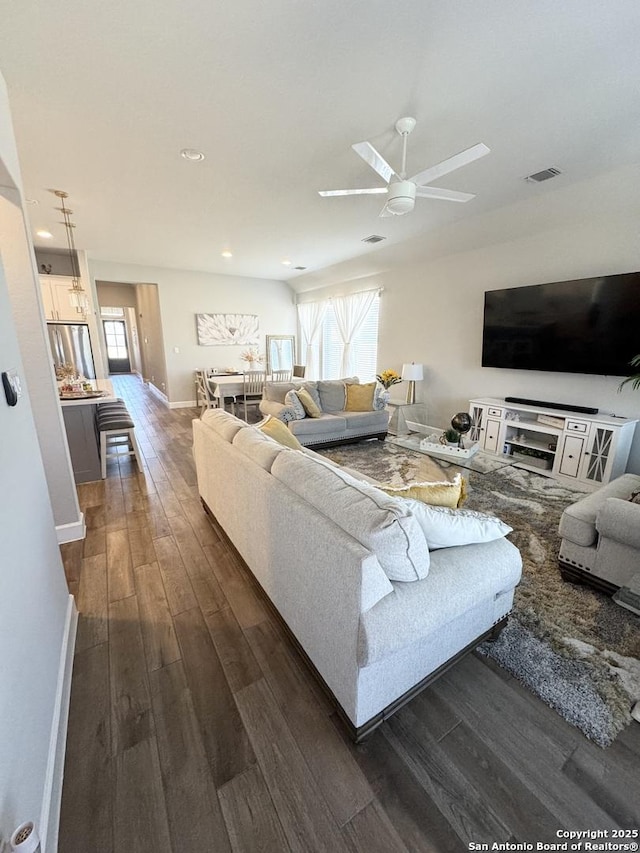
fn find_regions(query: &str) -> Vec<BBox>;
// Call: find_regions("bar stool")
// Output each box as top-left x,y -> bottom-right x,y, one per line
96,407 -> 142,479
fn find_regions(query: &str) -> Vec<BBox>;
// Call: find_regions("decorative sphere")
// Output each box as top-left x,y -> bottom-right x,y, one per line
451,412 -> 472,434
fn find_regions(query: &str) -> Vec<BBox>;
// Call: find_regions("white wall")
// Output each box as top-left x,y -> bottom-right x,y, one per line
0,87 -> 74,848
0,77 -> 81,536
294,169 -> 640,473
88,260 -> 297,404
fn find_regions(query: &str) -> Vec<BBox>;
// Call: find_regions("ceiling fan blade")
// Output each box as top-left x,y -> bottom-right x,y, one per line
409,142 -> 490,187
352,141 -> 399,183
379,202 -> 394,218
415,186 -> 476,203
318,187 -> 388,197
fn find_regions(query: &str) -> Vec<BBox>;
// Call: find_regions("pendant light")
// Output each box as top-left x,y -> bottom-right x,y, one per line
54,189 -> 89,314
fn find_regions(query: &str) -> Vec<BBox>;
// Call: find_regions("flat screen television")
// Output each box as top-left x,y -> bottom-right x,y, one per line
482,271 -> 640,376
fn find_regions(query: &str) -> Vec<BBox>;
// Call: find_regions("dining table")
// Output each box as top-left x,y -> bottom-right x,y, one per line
205,373 -> 265,411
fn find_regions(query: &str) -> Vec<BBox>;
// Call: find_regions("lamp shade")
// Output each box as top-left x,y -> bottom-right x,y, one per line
401,362 -> 424,381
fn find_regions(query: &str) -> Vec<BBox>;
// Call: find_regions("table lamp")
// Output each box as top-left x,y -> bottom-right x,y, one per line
401,362 -> 423,404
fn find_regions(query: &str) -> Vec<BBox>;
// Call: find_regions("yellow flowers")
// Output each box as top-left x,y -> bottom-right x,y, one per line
376,369 -> 402,389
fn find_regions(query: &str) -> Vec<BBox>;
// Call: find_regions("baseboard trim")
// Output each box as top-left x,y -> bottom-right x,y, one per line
40,594 -> 78,852
169,399 -> 198,409
56,513 -> 86,544
148,382 -> 169,407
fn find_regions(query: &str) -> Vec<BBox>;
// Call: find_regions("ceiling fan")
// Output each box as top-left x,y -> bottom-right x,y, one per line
319,117 -> 490,217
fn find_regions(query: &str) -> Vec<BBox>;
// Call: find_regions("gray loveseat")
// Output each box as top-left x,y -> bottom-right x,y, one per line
193,409 -> 522,740
558,473 -> 640,594
258,377 -> 389,448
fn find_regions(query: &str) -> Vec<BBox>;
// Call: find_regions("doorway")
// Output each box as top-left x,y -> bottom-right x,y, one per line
103,319 -> 131,373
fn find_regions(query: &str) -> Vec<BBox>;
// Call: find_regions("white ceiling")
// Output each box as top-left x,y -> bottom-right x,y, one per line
1,0 -> 639,289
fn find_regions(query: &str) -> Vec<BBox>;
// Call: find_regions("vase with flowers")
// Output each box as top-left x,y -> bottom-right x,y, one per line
240,347 -> 264,370
376,368 -> 402,406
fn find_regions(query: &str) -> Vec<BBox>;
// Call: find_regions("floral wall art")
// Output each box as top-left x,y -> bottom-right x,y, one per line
196,312 -> 259,346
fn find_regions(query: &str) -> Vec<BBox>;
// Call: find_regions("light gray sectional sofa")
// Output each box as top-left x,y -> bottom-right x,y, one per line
558,473 -> 640,594
258,377 -> 389,448
193,409 -> 522,740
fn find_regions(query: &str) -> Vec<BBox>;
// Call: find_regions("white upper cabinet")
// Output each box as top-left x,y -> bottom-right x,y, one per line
40,275 -> 86,322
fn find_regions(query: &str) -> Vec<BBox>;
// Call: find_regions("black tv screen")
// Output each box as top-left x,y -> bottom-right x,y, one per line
482,272 -> 640,376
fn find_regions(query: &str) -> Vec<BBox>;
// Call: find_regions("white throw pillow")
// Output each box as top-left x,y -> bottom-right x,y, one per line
284,389 -> 306,420
373,385 -> 387,411
401,499 -> 512,550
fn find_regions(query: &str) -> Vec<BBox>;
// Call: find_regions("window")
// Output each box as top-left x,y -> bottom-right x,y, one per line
320,294 -> 380,380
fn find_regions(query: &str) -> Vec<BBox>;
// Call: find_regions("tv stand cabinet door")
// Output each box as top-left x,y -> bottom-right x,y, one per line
579,424 -> 615,486
483,418 -> 503,453
557,434 -> 585,478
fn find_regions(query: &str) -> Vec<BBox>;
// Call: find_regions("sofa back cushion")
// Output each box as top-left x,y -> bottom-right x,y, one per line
201,408 -> 247,442
263,381 -> 298,404
317,377 -> 359,412
232,425 -> 287,471
271,452 -> 430,582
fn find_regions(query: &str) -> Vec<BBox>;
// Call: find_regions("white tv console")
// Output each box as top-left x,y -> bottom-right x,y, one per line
468,397 -> 638,489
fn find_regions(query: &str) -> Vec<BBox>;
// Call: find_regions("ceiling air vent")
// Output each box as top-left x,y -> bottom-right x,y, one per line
525,167 -> 562,183
293,266 -> 307,271
362,235 -> 386,244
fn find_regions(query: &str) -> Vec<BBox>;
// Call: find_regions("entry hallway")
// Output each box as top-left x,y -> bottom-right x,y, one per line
58,374 -> 639,852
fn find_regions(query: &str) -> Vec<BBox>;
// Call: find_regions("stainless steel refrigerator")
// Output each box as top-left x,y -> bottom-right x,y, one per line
47,323 -> 96,379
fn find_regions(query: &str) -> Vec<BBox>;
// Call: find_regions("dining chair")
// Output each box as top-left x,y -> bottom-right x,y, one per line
292,364 -> 306,378
237,371 -> 266,421
271,369 -> 292,382
195,370 -> 218,415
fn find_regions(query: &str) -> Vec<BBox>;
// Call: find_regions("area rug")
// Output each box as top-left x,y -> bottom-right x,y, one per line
318,441 -> 640,746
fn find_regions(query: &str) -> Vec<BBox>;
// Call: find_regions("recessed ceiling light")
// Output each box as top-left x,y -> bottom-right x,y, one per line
180,148 -> 205,162
281,259 -> 292,266
221,250 -> 233,258
36,229 -> 53,239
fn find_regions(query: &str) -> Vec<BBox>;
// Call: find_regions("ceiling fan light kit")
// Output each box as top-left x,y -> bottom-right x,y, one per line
319,117 -> 490,219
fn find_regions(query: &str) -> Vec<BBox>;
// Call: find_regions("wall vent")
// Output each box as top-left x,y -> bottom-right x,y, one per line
293,266 -> 307,271
362,235 -> 386,244
525,167 -> 562,183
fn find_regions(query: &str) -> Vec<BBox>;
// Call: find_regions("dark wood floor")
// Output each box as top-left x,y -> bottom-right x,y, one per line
58,374 -> 640,852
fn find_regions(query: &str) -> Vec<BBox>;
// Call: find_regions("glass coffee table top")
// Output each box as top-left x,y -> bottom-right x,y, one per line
388,433 -> 513,474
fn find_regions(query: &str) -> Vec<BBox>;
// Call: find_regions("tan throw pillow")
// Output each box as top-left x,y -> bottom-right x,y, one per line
258,415 -> 303,450
380,474 -> 467,509
345,381 -> 376,412
297,387 -> 322,418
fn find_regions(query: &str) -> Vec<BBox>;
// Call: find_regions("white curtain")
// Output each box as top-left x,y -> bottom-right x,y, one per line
332,290 -> 377,376
297,301 -> 327,379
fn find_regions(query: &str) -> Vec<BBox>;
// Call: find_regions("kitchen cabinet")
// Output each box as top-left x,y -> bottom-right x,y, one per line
40,275 -> 85,321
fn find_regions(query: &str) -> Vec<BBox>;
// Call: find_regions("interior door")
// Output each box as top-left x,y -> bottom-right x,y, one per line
103,319 -> 131,374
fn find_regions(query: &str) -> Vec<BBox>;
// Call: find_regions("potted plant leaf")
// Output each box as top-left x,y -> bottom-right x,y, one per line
618,354 -> 640,392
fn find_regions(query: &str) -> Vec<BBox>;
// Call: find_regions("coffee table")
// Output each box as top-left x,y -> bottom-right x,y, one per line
388,431 -> 513,475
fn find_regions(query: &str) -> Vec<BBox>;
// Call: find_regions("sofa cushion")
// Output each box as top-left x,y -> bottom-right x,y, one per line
271,451 -> 430,582
297,387 -> 322,418
345,382 -> 376,412
300,381 -> 321,409
359,537 -> 522,666
263,381 -> 299,404
284,389 -> 306,420
201,409 -> 247,442
380,475 -> 466,509
258,415 -> 303,451
289,413 -> 346,437
233,426 -> 286,471
316,377 -> 358,412
399,500 -> 512,549
341,410 -> 389,431
558,473 -> 640,547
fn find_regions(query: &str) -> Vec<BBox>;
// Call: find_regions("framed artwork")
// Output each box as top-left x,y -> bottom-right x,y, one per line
196,313 -> 259,346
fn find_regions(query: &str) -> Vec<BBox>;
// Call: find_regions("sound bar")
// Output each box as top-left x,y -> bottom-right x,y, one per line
505,397 -> 599,415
